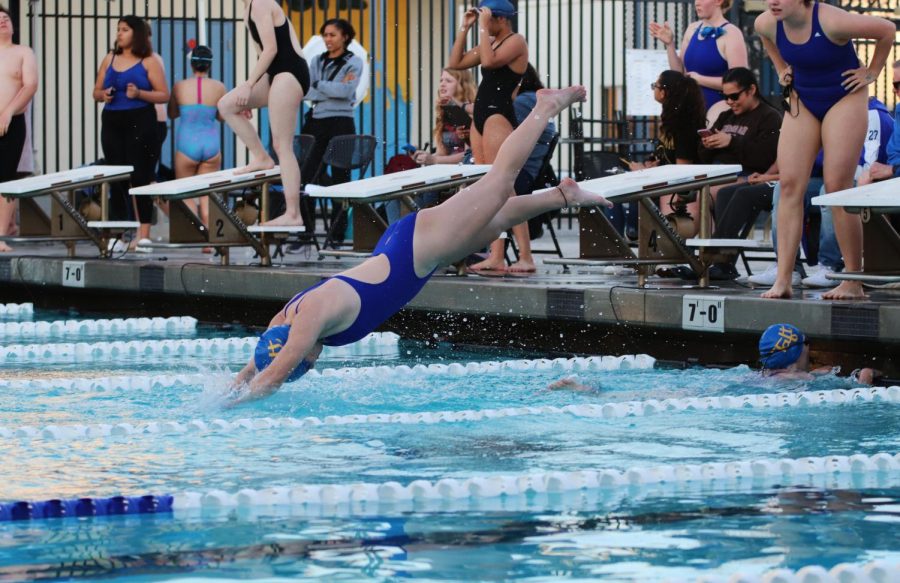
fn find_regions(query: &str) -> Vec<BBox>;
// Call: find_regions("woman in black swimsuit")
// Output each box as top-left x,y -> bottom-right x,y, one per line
448,0 -> 531,272
219,0 -> 310,227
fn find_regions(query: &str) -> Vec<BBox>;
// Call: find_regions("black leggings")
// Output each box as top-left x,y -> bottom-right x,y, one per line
713,182 -> 774,240
101,106 -> 159,223
0,114 -> 26,182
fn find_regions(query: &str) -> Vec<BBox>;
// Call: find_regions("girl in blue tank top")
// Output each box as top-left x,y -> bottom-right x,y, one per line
649,0 -> 748,112
755,0 -> 894,301
227,86 -> 616,405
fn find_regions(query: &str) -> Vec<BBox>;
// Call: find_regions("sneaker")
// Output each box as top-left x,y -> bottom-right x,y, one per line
107,239 -> 128,253
802,265 -> 837,288
134,238 -> 154,254
747,264 -> 801,286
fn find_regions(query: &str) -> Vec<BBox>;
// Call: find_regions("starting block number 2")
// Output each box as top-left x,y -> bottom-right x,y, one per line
682,295 -> 725,333
62,261 -> 86,288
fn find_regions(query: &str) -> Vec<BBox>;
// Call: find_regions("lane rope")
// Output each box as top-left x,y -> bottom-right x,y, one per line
0,316 -> 197,339
0,354 -> 655,392
2,452 -> 896,521
3,385 -> 895,443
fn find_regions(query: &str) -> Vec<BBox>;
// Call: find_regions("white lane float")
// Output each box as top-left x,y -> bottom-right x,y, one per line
3,385 -> 897,444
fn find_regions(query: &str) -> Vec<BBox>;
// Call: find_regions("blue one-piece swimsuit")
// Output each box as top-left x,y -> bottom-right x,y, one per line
282,212 -> 436,346
776,2 -> 861,122
683,26 -> 729,110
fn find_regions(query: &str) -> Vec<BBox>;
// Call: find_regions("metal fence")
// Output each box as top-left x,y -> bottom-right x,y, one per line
17,0 -> 900,178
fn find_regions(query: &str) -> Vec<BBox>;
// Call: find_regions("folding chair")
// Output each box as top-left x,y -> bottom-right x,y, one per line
305,135 -> 377,249
505,133 -> 565,262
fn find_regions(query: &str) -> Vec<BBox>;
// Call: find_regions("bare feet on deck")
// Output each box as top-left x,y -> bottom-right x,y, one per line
261,212 -> 304,228
234,155 -> 276,175
470,257 -> 507,272
558,177 -> 614,209
822,280 -> 866,300
536,86 -> 588,116
508,260 -> 536,273
761,280 -> 793,299
0,241 -> 13,253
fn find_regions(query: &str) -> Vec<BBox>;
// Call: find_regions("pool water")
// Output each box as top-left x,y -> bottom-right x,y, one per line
0,305 -> 898,581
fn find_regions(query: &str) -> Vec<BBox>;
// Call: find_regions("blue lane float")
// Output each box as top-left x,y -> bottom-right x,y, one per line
3,453 -> 896,523
0,495 -> 173,521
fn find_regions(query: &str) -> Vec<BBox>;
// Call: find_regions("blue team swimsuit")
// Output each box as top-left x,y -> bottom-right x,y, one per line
281,213 -> 437,346
683,25 -> 729,110
176,77 -> 220,162
776,2 -> 861,121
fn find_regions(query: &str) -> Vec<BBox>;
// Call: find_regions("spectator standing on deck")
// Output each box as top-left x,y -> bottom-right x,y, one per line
300,18 -> 363,235
0,6 -> 36,252
169,45 -> 226,228
92,16 -> 169,252
649,0 -> 748,118
755,0 -> 894,300
448,0 -> 531,272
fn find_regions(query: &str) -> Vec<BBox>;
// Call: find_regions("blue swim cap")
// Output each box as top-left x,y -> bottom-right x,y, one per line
254,325 -> 311,382
479,0 -> 516,18
758,323 -> 806,369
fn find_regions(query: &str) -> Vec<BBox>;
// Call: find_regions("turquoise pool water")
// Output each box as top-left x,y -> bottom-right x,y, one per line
1,306 -> 898,581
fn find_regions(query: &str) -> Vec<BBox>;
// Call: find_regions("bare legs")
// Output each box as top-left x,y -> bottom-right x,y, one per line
761,100 -> 821,299
0,198 -> 15,252
414,87 -> 610,271
219,73 -> 305,227
468,114 -> 535,272
761,91 -> 867,300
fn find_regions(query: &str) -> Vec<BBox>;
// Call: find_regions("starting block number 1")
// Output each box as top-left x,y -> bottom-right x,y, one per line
62,261 -> 86,288
682,295 -> 725,332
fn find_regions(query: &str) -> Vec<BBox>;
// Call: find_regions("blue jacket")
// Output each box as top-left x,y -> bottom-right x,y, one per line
862,97 -> 893,167
888,101 -> 900,168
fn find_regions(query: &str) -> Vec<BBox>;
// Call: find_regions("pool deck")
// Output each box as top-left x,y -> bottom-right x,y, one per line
1,225 -> 898,377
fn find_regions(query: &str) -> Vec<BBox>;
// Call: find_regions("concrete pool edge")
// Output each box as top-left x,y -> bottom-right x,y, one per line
1,255 -> 897,376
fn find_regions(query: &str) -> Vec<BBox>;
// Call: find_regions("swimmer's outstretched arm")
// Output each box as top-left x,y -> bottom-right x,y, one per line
230,318 -> 325,406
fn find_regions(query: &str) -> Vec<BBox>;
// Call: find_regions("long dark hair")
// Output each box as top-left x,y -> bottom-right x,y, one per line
320,18 -> 355,49
518,64 -> 544,93
657,70 -> 706,139
114,15 -> 152,58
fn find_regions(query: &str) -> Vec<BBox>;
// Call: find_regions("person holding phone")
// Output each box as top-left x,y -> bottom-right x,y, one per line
92,16 -> 169,250
413,68 -> 476,167
699,68 -> 781,175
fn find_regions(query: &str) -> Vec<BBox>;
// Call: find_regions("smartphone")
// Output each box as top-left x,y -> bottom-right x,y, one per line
697,128 -> 716,138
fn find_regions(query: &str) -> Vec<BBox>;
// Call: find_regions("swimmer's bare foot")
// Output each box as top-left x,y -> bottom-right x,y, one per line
761,279 -> 793,299
234,155 -> 275,175
508,260 -> 536,273
261,212 -> 304,228
0,241 -> 13,252
822,280 -> 866,300
470,256 -> 507,271
536,86 -> 588,116
559,176 -> 613,209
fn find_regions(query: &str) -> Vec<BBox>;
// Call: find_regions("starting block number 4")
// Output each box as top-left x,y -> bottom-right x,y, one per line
682,295 -> 725,332
62,261 -> 86,288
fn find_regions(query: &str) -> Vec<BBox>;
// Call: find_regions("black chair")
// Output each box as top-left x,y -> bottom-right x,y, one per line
304,134 -> 377,249
505,133 -> 565,262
